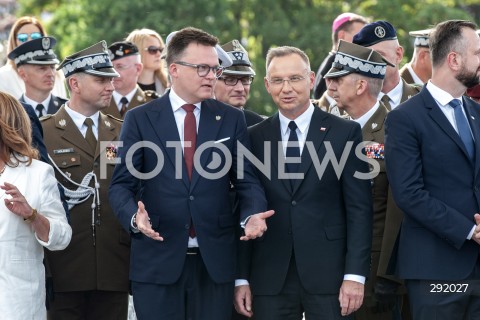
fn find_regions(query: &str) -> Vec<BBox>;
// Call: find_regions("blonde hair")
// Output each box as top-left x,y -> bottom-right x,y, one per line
126,28 -> 168,89
0,92 -> 39,166
7,16 -> 47,69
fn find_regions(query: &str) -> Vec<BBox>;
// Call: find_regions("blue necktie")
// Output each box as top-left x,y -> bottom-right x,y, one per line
450,99 -> 475,159
286,121 -> 300,186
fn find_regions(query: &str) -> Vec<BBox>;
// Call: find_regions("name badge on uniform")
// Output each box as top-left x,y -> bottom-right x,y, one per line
53,148 -> 75,154
365,143 -> 384,160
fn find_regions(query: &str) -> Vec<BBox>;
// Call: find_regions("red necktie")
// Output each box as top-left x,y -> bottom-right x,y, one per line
182,104 -> 197,237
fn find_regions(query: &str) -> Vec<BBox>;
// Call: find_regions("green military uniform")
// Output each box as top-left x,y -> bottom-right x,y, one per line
399,65 -> 415,85
42,107 -> 129,294
104,86 -> 158,119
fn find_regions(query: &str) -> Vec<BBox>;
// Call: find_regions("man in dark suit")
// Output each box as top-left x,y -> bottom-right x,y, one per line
234,45 -> 372,319
109,27 -> 272,320
385,20 -> 480,319
8,36 -> 67,117
42,41 -> 130,319
104,41 -> 159,119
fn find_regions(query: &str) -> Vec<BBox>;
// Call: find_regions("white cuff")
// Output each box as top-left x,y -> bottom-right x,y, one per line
235,279 -> 249,287
343,274 -> 366,285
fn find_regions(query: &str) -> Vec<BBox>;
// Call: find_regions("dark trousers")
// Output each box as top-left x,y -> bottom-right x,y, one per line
47,290 -> 128,320
132,252 -> 234,320
252,255 -> 351,320
406,257 -> 480,320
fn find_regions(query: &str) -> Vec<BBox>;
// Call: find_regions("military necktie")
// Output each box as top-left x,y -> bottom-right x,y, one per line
450,99 -> 475,160
119,97 -> 128,117
84,118 -> 97,153
182,104 -> 197,238
36,104 -> 45,118
381,94 -> 392,111
286,121 -> 300,188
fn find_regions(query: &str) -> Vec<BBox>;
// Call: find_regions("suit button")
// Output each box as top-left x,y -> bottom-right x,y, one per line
291,201 -> 296,206
189,195 -> 194,200
185,224 -> 190,229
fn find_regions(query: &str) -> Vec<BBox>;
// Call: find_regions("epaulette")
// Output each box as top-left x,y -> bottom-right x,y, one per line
39,114 -> 54,122
144,90 -> 160,99
106,113 -> 123,123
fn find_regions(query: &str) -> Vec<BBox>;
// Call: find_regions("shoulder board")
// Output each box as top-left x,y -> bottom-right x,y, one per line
144,90 -> 160,99
106,113 -> 124,123
40,114 -> 54,122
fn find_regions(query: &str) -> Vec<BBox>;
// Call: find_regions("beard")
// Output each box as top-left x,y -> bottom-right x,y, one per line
456,65 -> 480,88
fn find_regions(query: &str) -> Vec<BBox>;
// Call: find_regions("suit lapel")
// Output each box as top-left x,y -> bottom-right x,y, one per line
263,114 -> 289,193
291,108 -> 329,193
145,94 -> 189,187
463,97 -> 480,175
48,95 -> 63,114
423,89 -> 472,162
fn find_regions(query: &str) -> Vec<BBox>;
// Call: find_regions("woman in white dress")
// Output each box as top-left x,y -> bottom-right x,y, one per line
0,92 -> 72,320
0,16 -> 67,99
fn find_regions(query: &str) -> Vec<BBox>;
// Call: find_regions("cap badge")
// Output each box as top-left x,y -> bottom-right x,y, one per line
232,51 -> 244,60
42,37 -> 51,50
375,26 -> 386,38
116,46 -> 124,57
101,40 -> 108,51
58,119 -> 66,127
232,40 -> 242,51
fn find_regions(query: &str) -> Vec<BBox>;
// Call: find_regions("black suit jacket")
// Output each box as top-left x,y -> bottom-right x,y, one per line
240,107 -> 373,295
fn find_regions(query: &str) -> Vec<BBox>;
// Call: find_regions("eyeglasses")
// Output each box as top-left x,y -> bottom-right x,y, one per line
175,61 -> 224,78
17,32 -> 42,43
144,46 -> 163,55
267,75 -> 308,87
218,76 -> 254,86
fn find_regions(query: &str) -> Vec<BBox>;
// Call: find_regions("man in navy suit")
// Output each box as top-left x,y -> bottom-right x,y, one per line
385,20 -> 480,319
234,46 -> 373,319
109,27 -> 272,320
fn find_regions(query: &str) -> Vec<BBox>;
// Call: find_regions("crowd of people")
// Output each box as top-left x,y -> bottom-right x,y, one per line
0,12 -> 479,320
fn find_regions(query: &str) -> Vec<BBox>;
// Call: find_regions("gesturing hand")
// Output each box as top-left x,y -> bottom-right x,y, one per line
241,210 -> 275,241
136,201 -> 163,241
2,182 -> 33,219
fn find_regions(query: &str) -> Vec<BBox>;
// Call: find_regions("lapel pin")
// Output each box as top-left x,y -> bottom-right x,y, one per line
471,116 -> 475,120
104,120 -> 111,127
137,95 -> 143,102
58,119 -> 66,127
320,127 -> 326,131
54,100 -> 59,106
371,123 -> 378,129
216,116 -> 221,121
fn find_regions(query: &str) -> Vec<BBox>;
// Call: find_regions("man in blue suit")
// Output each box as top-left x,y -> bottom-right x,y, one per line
109,27 -> 272,320
385,20 -> 480,319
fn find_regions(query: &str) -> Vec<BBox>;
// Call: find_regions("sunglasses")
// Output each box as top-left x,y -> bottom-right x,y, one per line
17,32 -> 43,43
144,46 -> 163,55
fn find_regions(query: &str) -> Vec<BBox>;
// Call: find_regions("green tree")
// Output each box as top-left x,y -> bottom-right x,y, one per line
17,0 -> 477,115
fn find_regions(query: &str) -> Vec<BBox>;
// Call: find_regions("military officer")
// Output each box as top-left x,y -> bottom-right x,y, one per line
399,29 -> 433,85
8,36 -> 67,117
353,21 -> 421,111
104,41 -> 158,119
42,41 -> 130,320
214,39 -> 264,126
325,40 -> 398,320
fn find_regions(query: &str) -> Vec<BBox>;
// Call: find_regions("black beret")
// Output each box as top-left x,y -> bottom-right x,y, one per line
108,41 -> 139,61
8,36 -> 59,66
353,21 -> 397,47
